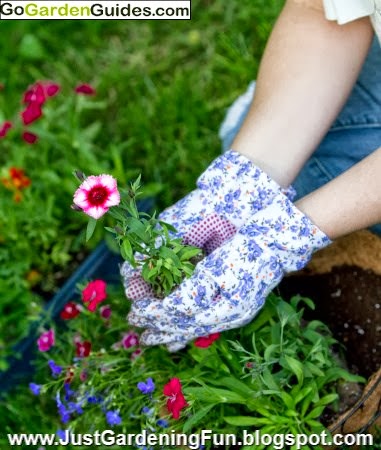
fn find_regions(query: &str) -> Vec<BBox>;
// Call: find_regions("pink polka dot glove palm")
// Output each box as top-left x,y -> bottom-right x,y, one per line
121,149 -> 295,299
128,193 -> 331,351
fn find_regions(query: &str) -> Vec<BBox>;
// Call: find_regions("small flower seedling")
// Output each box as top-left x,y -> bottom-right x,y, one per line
73,172 -> 202,297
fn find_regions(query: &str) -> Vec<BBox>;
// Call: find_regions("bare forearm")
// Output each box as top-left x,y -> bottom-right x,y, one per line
296,147 -> 381,239
232,0 -> 373,187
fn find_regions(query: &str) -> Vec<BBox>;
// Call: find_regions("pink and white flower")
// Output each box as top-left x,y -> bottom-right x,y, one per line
122,331 -> 139,349
73,174 -> 120,219
37,329 -> 55,352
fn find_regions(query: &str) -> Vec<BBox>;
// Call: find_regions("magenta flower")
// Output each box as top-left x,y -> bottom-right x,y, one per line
163,378 -> 188,420
122,331 -> 139,349
75,84 -> 96,95
131,348 -> 142,360
73,174 -> 120,219
22,131 -> 38,144
100,305 -> 111,319
37,329 -> 55,352
21,102 -> 42,125
82,279 -> 107,312
23,82 -> 45,105
0,121 -> 12,138
23,81 -> 60,104
43,81 -> 60,97
194,332 -> 221,348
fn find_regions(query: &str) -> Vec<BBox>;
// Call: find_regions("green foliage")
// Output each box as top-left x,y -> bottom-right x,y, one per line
101,176 -> 202,297
1,292 -> 367,450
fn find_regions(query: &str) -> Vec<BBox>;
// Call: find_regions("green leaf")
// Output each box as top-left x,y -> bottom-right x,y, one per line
305,406 -> 326,420
261,368 -> 279,390
18,34 -> 46,60
224,416 -> 271,426
183,404 -> 215,433
279,392 -> 295,410
86,217 -> 97,241
290,295 -> 315,311
120,239 -> 133,262
184,386 -> 246,404
215,377 -> 256,398
282,355 -> 304,385
159,246 -> 181,268
179,247 -> 202,262
314,393 -> 338,407
126,217 -> 149,242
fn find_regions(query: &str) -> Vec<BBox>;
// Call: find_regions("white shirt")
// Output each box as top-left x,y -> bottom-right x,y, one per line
323,0 -> 381,41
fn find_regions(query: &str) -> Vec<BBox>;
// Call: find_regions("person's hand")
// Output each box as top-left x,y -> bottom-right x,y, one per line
121,149 -> 295,298
127,192 -> 331,351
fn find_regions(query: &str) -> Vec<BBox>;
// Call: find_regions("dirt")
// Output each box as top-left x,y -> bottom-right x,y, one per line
279,265 -> 381,378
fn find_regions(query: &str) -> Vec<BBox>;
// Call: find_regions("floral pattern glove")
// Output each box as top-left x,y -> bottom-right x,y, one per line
128,193 -> 331,351
121,149 -> 295,299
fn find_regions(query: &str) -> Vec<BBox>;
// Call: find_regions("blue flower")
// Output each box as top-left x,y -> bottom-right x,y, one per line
68,402 -> 83,415
156,418 -> 169,428
58,404 -> 71,424
64,383 -> 74,401
137,377 -> 155,394
106,410 -> 122,426
86,391 -> 103,404
56,430 -> 69,442
141,406 -> 154,416
48,360 -> 63,377
29,382 -> 41,395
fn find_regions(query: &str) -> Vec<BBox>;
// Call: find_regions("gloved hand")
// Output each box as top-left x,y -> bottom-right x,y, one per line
127,192 -> 331,351
121,149 -> 295,299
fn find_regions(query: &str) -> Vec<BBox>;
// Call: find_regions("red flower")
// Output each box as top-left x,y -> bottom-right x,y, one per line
80,370 -> 88,381
75,341 -> 92,358
22,131 -> 38,144
65,367 -> 75,384
21,102 -> 42,125
75,84 -> 96,95
60,301 -> 81,320
163,378 -> 188,419
194,333 -> 221,348
82,279 -> 107,312
0,121 -> 12,138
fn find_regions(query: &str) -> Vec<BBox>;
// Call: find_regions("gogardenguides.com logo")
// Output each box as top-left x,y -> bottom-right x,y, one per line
0,0 -> 191,20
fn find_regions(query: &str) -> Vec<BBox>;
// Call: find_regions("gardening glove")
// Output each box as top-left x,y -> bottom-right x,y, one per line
121,149 -> 295,299
128,192 -> 331,351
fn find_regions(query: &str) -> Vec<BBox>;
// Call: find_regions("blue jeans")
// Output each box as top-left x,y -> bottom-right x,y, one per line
220,38 -> 381,234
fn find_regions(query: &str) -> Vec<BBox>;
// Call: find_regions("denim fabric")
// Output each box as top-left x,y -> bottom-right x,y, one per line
219,38 -> 381,234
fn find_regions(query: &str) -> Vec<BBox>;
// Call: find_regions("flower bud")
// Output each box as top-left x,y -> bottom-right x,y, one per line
73,170 -> 86,182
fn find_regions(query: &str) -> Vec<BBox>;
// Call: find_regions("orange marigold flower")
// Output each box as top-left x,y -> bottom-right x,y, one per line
9,167 -> 31,189
1,167 -> 31,202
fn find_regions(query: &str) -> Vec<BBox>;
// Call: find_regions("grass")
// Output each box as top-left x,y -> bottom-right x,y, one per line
0,0 -> 284,205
